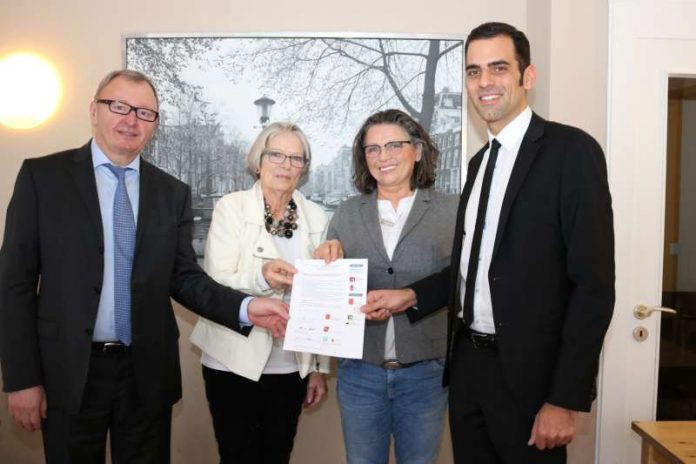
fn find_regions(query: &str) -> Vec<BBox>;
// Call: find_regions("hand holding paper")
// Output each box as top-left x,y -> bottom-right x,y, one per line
248,297 -> 289,337
262,259 -> 297,290
361,288 -> 417,321
313,239 -> 344,262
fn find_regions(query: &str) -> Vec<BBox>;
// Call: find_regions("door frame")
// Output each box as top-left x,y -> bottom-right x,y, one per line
597,1 -> 696,462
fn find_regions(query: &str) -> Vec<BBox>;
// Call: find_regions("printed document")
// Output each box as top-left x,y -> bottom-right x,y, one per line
283,259 -> 367,359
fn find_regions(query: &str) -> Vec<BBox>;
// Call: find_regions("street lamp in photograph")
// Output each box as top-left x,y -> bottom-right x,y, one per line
253,95 -> 275,128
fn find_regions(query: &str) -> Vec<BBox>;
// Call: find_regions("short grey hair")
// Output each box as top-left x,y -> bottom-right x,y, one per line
94,69 -> 159,108
246,121 -> 312,181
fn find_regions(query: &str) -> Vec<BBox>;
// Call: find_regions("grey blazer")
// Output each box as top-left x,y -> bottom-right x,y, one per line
327,188 -> 458,365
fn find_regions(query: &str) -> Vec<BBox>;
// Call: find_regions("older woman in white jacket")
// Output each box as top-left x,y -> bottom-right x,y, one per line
190,122 -> 329,464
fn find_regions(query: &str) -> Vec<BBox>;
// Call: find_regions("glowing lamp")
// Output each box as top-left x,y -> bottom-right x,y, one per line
0,52 -> 62,129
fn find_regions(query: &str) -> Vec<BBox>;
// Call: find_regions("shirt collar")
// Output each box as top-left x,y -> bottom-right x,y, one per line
487,106 -> 532,152
377,189 -> 417,212
91,139 -> 141,171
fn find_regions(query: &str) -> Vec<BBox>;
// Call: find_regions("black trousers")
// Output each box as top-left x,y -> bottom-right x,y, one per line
202,366 -> 307,464
42,350 -> 172,464
448,329 -> 566,464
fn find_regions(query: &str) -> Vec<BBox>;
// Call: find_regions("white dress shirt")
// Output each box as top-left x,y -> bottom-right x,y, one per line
91,140 -> 140,341
459,107 -> 532,334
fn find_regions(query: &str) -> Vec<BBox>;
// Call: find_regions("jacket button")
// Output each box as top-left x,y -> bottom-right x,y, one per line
85,328 -> 93,336
98,245 -> 104,255
387,267 -> 394,274
93,286 -> 101,294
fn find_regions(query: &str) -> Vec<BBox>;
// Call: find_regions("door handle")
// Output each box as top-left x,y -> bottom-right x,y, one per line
633,304 -> 677,320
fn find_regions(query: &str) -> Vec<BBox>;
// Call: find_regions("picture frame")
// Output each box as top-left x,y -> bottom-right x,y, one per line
123,33 -> 465,255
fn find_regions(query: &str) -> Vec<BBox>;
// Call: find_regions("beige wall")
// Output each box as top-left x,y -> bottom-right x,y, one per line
0,0 -> 606,462
547,0 -> 608,146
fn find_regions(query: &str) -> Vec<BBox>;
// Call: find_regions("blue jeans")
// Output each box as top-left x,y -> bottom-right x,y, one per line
337,358 -> 448,464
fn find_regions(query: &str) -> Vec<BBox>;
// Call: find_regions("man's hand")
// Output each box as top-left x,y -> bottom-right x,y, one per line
8,385 -> 47,432
304,372 -> 327,409
248,297 -> 289,337
360,289 -> 417,321
528,402 -> 578,450
313,239 -> 343,263
261,259 -> 297,290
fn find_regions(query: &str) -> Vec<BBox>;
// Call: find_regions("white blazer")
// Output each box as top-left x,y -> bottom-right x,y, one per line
190,182 -> 330,381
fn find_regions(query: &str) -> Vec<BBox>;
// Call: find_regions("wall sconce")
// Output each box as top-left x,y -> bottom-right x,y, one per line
0,52 -> 62,130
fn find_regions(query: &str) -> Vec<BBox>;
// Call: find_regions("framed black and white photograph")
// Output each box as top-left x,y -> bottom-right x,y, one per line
123,33 -> 465,255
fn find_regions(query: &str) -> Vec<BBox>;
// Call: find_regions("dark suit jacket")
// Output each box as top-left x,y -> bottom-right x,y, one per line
408,113 -> 615,416
0,141 -> 245,414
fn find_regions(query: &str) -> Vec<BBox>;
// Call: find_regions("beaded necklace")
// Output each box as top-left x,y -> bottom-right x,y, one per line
264,197 -> 298,238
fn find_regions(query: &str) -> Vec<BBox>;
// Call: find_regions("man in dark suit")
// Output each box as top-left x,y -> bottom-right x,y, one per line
0,69 -> 289,463
363,22 -> 615,463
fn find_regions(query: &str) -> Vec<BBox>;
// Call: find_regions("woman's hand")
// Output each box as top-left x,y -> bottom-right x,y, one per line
313,239 -> 344,263
262,259 -> 297,290
304,372 -> 328,409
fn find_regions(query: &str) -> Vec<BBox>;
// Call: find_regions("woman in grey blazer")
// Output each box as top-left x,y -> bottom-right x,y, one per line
319,109 -> 458,464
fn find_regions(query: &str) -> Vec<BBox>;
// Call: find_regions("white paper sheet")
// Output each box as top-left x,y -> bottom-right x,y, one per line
283,259 -> 367,359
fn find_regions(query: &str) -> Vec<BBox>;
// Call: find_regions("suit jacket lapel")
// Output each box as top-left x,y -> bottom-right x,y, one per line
491,113 -> 545,261
69,141 -> 103,243
449,145 -> 486,316
452,145 -> 486,272
391,189 -> 429,262
359,192 -> 390,263
135,159 -> 156,253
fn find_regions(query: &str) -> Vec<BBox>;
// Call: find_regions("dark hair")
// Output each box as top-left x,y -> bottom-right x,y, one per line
466,22 -> 531,84
352,109 -> 439,194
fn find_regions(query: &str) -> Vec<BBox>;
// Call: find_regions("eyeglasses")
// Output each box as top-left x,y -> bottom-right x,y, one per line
363,140 -> 412,158
96,99 -> 159,122
262,150 -> 307,168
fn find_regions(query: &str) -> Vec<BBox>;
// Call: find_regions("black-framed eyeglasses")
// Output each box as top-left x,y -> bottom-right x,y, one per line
262,150 -> 307,168
96,99 -> 159,122
363,140 -> 412,158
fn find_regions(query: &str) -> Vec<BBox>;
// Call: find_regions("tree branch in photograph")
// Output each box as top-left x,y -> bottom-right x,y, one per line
218,37 -> 462,132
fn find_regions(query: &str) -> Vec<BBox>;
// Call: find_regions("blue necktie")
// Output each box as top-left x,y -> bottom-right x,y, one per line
463,139 -> 500,325
105,164 -> 135,345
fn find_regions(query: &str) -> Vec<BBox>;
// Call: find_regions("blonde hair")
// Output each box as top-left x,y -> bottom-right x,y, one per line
246,121 -> 312,182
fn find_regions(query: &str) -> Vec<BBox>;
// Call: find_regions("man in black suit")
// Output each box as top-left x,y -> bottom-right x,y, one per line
0,69 -> 289,463
363,23 -> 615,463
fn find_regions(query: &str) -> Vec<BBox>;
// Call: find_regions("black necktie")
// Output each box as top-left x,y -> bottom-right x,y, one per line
463,139 -> 500,326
